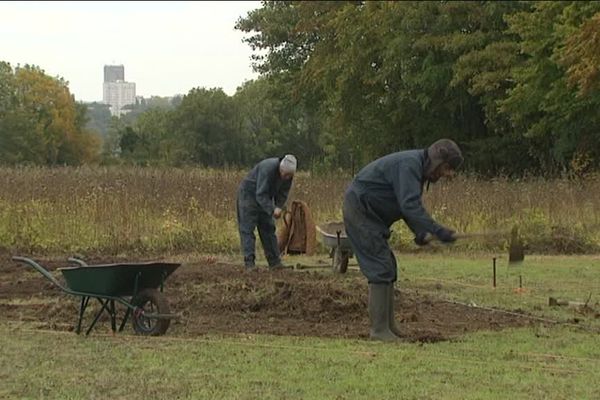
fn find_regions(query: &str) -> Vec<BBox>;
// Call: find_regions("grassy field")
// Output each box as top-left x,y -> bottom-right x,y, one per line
1,167 -> 599,398
397,253 -> 600,324
1,325 -> 598,400
1,253 -> 599,399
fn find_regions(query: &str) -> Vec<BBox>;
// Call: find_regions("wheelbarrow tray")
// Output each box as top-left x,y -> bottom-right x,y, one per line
316,222 -> 352,250
59,262 -> 180,297
316,222 -> 354,273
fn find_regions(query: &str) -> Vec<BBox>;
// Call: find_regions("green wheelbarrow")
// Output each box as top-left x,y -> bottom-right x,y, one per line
13,256 -> 181,336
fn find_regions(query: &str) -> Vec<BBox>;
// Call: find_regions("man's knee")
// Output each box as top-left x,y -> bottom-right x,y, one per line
257,218 -> 276,233
239,225 -> 255,235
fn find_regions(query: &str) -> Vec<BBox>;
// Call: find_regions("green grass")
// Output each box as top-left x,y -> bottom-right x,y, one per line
1,325 -> 598,399
396,253 -> 600,328
1,253 -> 599,399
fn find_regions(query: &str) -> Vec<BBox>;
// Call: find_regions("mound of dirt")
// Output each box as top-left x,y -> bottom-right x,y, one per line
0,258 -> 533,342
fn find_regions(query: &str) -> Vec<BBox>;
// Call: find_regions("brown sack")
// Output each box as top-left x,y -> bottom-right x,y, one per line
277,200 -> 316,256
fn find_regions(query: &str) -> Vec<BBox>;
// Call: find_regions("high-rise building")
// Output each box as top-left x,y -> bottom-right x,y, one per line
102,64 -> 136,117
103,81 -> 136,117
104,65 -> 124,83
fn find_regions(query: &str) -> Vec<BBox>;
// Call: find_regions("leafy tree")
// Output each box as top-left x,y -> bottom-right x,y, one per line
84,102 -> 112,136
170,87 -> 242,166
234,78 -> 283,164
0,62 -> 100,165
499,1 -> 600,172
134,108 -> 180,165
560,12 -> 600,96
236,2 -> 339,167
235,1 -> 600,175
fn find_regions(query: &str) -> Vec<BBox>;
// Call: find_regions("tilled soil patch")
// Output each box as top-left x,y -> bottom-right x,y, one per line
0,257 -> 533,342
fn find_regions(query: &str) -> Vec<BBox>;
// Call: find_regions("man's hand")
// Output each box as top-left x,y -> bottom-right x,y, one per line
414,227 -> 456,245
435,226 -> 456,243
273,207 -> 283,219
414,232 -> 429,246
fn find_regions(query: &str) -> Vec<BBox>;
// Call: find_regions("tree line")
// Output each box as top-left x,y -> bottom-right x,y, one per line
2,1 -> 600,175
0,63 -> 100,165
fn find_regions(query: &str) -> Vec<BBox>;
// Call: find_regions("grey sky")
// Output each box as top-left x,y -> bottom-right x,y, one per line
0,1 -> 261,102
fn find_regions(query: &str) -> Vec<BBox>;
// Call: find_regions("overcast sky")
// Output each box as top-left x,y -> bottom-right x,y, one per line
0,1 -> 262,102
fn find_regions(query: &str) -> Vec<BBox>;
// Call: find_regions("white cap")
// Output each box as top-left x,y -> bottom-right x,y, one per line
279,154 -> 297,174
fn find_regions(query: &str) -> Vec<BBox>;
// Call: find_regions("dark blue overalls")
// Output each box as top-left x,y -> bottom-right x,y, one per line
343,150 -> 441,283
237,157 -> 293,267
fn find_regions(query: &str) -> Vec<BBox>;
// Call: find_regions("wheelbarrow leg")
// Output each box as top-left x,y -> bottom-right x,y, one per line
76,296 -> 90,335
119,308 -> 132,332
109,300 -> 117,333
86,298 -> 112,336
332,231 -> 349,273
118,271 -> 140,332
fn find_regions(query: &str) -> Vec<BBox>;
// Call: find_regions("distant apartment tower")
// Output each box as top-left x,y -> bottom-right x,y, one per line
104,65 -> 124,83
102,64 -> 135,117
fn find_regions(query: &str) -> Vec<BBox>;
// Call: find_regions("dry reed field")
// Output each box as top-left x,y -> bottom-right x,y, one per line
0,166 -> 598,256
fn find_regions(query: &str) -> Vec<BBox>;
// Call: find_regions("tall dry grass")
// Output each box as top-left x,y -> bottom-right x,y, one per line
0,166 -> 598,256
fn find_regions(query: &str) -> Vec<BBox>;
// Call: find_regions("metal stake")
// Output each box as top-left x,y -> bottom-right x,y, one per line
492,257 -> 497,288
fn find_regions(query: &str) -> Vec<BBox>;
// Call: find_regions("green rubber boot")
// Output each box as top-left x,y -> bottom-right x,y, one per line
388,283 -> 403,337
368,283 -> 400,342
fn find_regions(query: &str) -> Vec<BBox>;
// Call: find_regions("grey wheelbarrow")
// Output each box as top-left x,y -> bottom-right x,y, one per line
315,222 -> 354,273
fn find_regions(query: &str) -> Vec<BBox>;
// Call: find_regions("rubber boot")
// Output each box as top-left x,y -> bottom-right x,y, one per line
268,262 -> 289,271
388,283 -> 402,337
368,283 -> 400,342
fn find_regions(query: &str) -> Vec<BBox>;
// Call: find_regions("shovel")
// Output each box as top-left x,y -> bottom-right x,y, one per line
423,226 -> 524,263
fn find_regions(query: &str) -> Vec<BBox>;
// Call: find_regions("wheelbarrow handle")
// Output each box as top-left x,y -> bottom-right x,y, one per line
68,257 -> 88,267
12,256 -> 68,291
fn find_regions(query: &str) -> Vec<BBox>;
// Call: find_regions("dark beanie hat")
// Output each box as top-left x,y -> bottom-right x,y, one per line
427,139 -> 464,172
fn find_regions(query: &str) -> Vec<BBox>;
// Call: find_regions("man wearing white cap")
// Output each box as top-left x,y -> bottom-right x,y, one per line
237,155 -> 297,271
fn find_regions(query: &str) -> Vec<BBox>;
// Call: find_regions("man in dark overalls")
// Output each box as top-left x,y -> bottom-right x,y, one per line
343,139 -> 463,341
237,155 -> 297,271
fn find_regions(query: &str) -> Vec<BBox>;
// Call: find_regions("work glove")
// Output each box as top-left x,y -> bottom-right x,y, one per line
435,226 -> 456,243
414,232 -> 429,246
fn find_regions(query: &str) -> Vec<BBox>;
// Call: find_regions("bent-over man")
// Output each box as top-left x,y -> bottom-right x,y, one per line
343,139 -> 463,341
237,154 -> 297,271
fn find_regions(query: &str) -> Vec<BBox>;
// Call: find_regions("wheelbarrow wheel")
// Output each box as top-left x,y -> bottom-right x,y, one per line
332,248 -> 349,274
131,288 -> 170,336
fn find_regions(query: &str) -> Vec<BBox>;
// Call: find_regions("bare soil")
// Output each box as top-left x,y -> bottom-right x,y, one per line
0,255 -> 533,342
